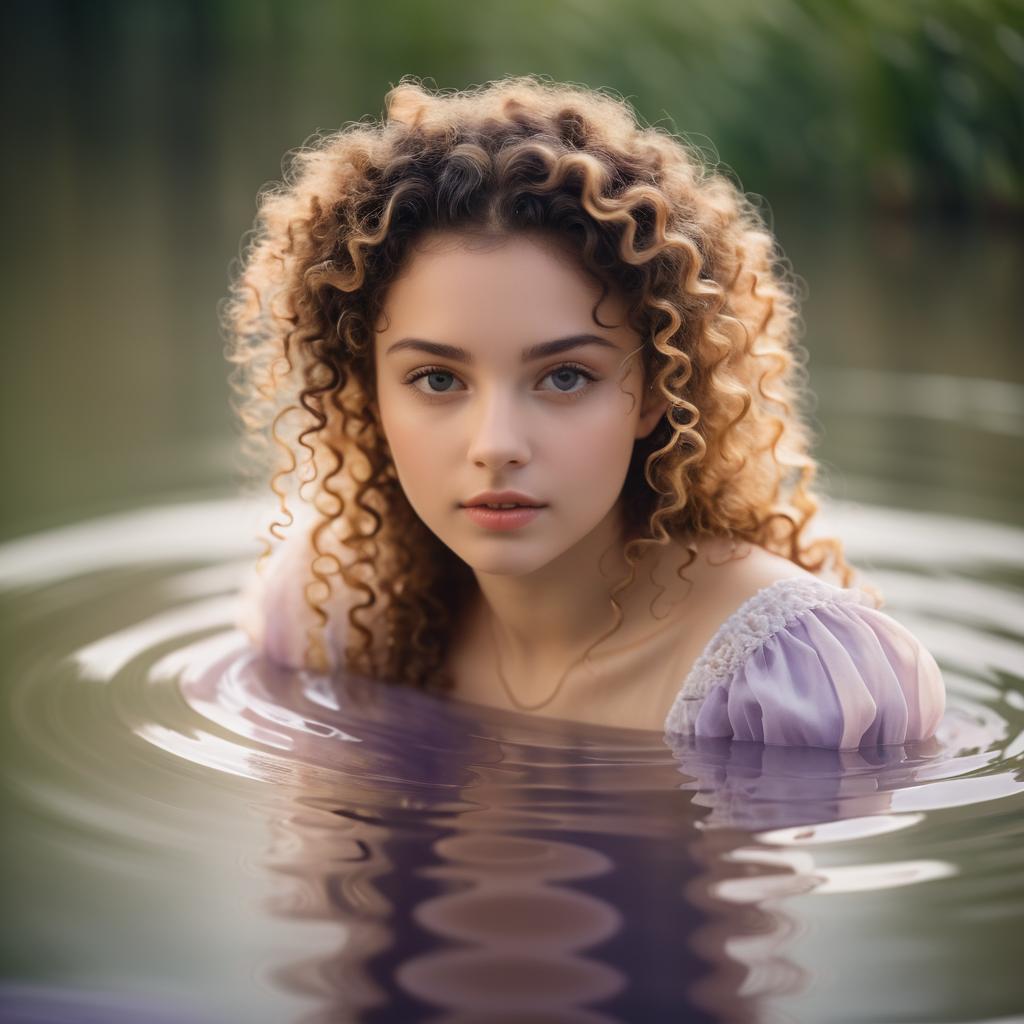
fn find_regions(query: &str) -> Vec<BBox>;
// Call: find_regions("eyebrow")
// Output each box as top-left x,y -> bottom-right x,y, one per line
384,333 -> 620,363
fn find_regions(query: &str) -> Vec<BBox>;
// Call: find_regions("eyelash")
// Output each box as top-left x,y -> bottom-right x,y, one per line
401,362 -> 600,402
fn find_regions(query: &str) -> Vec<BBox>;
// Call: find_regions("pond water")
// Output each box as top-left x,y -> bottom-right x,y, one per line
1,493 -> 1022,1023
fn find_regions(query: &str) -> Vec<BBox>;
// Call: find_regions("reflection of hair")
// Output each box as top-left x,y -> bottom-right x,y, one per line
222,73 -> 873,690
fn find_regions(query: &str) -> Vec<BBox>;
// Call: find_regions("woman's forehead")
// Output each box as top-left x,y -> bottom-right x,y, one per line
377,231 -> 631,341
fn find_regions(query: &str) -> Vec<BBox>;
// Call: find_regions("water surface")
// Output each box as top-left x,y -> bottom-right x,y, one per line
1,496 -> 1022,1022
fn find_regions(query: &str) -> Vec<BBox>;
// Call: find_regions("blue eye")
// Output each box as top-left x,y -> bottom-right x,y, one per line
403,363 -> 599,400
547,366 -> 589,393
415,370 -> 462,393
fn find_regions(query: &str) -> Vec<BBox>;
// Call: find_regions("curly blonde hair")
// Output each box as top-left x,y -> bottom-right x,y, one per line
222,74 -> 873,690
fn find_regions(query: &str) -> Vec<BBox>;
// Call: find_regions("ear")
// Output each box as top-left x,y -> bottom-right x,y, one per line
635,389 -> 669,440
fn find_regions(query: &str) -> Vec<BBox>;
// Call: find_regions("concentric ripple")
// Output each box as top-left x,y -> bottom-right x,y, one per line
1,497 -> 1022,1024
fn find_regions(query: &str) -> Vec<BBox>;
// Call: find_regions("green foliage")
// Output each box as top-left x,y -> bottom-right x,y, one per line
11,0 -> 1024,213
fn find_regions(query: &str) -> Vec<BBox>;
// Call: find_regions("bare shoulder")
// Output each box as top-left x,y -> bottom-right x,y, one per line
664,535 -> 820,633
692,536 -> 818,595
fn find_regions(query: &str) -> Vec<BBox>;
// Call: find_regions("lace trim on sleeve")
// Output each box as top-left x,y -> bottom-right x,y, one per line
664,576 -> 871,734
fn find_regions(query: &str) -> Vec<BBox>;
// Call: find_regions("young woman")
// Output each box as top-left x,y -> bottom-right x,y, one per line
225,75 -> 946,746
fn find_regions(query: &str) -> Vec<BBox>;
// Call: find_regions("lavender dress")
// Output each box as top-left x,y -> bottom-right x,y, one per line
662,577 -> 946,750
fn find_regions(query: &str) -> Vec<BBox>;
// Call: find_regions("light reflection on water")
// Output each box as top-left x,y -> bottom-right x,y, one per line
0,497 -> 1022,1023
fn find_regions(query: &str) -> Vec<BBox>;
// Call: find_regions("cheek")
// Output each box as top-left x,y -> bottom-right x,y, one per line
556,410 -> 636,492
377,394 -> 454,501
384,421 -> 427,468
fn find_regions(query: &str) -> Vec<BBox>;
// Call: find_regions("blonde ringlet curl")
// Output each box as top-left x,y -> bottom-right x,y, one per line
221,73 -> 879,690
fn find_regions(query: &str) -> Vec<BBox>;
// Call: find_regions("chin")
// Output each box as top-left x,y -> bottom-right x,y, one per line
453,541 -> 562,577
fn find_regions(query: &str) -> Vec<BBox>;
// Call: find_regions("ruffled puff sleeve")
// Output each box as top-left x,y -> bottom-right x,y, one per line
664,578 -> 947,750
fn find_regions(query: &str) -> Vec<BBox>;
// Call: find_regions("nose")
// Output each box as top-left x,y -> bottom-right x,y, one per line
466,387 -> 531,470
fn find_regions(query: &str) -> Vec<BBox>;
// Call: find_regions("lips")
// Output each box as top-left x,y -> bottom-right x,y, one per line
461,505 -> 545,532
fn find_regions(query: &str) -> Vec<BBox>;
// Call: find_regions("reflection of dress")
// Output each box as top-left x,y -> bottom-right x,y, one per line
662,732 -> 915,831
663,577 -> 946,750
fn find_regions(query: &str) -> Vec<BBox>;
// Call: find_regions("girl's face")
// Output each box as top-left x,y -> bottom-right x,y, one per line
372,229 -> 666,578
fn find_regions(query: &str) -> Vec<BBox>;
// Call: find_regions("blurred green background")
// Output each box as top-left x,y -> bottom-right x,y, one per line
2,0 -> 1022,541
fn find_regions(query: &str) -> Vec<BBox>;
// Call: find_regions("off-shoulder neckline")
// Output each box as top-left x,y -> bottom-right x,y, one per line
664,575 -> 871,734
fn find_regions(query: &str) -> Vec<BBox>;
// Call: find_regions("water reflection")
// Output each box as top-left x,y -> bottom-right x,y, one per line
154,613 -> 1005,1020
1,497 -> 1023,1022
168,645 -> 713,1020
669,733 -> 947,832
